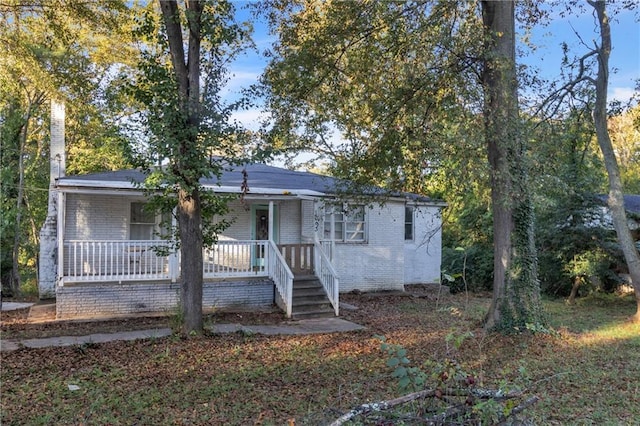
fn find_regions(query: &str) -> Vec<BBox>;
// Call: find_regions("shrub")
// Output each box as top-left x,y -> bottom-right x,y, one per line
441,245 -> 493,293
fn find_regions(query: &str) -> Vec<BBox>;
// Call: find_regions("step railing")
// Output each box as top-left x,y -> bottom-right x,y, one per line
267,240 -> 294,318
313,237 -> 339,316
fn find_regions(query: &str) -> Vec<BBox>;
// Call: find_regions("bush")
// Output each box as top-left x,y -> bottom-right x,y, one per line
441,245 -> 493,294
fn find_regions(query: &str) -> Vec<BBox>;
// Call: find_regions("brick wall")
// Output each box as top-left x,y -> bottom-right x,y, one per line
219,200 -> 301,244
56,279 -> 275,319
332,202 -> 406,292
65,195 -> 305,243
219,200 -> 251,240
404,205 -> 443,284
278,200 -> 300,244
65,193 -> 132,240
301,200 -> 315,242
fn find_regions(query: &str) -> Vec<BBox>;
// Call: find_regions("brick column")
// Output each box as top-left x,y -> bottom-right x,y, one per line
38,100 -> 65,299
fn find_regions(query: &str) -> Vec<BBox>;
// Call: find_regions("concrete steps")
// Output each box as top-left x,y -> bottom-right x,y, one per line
291,276 -> 335,320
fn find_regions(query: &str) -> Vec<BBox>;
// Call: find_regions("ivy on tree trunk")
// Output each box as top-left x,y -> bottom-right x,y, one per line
481,0 -> 544,331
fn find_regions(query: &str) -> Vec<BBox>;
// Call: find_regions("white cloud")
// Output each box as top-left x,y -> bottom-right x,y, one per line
230,108 -> 269,131
221,69 -> 261,100
610,86 -> 636,104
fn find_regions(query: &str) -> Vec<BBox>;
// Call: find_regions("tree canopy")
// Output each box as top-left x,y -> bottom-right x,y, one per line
124,0 -> 253,333
0,0 -> 134,294
260,0 -> 546,330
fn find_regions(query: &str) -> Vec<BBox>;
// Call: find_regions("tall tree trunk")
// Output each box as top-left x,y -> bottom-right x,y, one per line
567,276 -> 582,305
160,0 -> 205,334
10,107 -> 31,296
177,189 -> 204,333
590,0 -> 640,322
481,1 -> 544,331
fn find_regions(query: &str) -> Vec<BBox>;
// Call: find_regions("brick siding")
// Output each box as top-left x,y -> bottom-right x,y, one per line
56,279 -> 274,319
332,203 -> 406,292
404,205 -> 443,284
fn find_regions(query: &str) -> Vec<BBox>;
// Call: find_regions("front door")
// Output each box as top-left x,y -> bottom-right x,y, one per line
251,205 -> 278,267
254,208 -> 269,241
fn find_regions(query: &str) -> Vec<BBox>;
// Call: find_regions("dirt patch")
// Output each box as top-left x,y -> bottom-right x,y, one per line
1,306 -> 286,340
0,286 -> 458,340
0,306 -> 31,323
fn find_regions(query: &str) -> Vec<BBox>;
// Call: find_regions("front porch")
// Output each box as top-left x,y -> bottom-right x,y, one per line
57,239 -> 339,319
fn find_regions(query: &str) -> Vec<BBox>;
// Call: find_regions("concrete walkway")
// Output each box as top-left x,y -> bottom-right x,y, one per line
1,301 -> 35,311
0,318 -> 365,352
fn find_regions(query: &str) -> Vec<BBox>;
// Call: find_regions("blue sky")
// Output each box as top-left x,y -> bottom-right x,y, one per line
525,4 -> 639,103
225,1 -> 639,131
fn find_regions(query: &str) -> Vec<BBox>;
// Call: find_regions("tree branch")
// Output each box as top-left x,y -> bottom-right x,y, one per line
159,0 -> 188,100
328,387 -> 529,426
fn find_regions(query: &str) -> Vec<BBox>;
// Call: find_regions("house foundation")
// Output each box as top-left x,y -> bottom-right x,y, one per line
56,279 -> 275,319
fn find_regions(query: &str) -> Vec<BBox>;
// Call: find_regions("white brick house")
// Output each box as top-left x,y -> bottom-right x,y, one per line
39,105 -> 445,319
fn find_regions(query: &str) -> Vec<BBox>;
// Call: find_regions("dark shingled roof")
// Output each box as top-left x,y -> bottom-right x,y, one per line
58,163 -> 440,203
623,195 -> 640,215
597,194 -> 640,215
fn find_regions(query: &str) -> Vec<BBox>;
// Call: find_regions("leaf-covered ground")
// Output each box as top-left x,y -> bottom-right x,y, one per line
2,288 -> 639,425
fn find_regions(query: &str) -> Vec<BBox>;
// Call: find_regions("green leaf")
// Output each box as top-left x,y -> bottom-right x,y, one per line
398,377 -> 411,390
391,366 -> 407,378
386,357 -> 400,368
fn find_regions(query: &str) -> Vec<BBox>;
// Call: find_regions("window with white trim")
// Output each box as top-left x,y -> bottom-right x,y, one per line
405,206 -> 414,241
323,204 -> 366,242
130,202 -> 156,240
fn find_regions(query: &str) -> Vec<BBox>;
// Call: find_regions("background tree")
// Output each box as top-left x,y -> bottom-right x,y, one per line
125,0 -> 251,334
532,108 -> 619,300
537,1 -> 640,320
0,0 -> 133,296
607,106 -> 640,194
589,1 -> 640,321
260,0 -> 545,330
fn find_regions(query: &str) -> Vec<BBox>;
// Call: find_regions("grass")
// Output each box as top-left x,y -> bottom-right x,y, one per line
2,290 -> 639,425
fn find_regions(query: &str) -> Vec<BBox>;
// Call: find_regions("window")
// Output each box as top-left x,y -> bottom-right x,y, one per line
130,202 -> 156,240
405,206 -> 414,241
324,204 -> 366,242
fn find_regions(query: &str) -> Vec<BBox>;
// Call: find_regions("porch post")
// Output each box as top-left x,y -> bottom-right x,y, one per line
57,191 -> 65,287
330,209 -> 336,261
169,207 -> 179,282
268,201 -> 274,241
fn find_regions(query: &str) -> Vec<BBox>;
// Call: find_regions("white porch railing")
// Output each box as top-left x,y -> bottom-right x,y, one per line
267,240 -> 295,318
61,239 -> 311,318
63,240 -> 172,282
314,238 -> 340,316
278,243 -> 314,275
203,240 -> 269,278
319,239 -> 335,262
